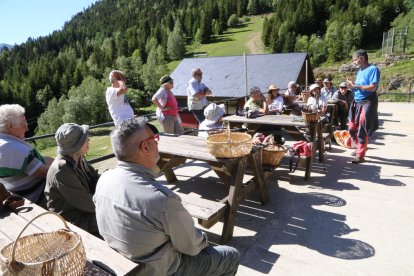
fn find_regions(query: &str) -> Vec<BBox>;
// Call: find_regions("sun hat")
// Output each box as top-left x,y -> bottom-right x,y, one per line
267,84 -> 280,92
203,103 -> 225,124
55,123 -> 89,155
339,82 -> 347,88
160,75 -> 173,84
309,83 -> 320,91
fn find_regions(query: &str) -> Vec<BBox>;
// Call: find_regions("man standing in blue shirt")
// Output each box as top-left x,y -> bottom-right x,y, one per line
346,49 -> 380,164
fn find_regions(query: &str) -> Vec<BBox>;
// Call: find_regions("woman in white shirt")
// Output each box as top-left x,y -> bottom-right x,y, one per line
266,84 -> 284,114
307,83 -> 328,114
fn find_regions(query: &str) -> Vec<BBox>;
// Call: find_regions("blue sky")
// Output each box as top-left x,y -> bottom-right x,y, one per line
0,0 -> 99,45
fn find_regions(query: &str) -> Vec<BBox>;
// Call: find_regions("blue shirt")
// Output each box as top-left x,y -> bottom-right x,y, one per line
354,64 -> 380,101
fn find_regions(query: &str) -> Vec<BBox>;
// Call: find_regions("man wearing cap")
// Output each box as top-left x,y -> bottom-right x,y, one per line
94,118 -> 240,275
186,68 -> 212,124
45,123 -> 100,235
152,75 -> 182,134
346,49 -> 380,164
106,70 -> 135,126
0,104 -> 53,205
333,82 -> 354,130
198,103 -> 226,137
321,78 -> 336,99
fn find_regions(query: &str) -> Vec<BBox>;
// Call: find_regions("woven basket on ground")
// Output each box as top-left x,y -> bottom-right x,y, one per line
206,127 -> 253,158
0,212 -> 86,275
302,111 -> 320,123
262,144 -> 287,167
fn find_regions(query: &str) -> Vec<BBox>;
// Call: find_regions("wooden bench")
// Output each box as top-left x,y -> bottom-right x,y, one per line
178,193 -> 227,229
0,201 -> 141,275
157,134 -> 269,244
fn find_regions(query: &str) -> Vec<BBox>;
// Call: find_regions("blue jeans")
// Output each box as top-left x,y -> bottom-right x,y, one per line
191,109 -> 205,124
172,245 -> 239,276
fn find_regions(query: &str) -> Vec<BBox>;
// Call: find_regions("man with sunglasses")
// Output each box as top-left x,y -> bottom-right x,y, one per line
186,68 -> 213,124
94,118 -> 239,275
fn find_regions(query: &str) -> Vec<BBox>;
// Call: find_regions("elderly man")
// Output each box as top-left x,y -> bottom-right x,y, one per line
106,70 -> 134,126
186,68 -> 212,123
321,78 -> 336,99
94,118 -> 239,275
347,49 -> 380,164
0,104 -> 53,204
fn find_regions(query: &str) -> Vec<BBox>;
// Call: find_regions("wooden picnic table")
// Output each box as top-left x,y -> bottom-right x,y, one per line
0,201 -> 141,275
156,134 -> 269,244
222,114 -> 324,180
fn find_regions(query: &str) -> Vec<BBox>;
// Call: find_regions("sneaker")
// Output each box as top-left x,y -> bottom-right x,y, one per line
351,157 -> 365,164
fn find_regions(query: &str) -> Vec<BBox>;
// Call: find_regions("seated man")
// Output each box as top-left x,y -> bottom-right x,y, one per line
244,86 -> 268,115
94,118 -> 239,275
332,82 -> 354,130
283,81 -> 302,115
0,104 -> 53,205
198,103 -> 226,137
45,123 -> 100,236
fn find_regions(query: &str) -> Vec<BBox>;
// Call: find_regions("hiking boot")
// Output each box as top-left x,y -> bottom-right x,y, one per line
351,157 -> 365,164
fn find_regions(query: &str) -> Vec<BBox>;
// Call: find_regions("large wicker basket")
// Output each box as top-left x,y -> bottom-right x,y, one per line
0,212 -> 86,275
206,130 -> 253,158
262,144 -> 287,167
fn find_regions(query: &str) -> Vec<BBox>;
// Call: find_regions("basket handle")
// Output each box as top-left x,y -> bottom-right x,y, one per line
10,211 -> 70,264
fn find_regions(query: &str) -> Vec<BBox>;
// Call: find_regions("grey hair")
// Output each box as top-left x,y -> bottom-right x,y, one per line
249,86 -> 261,95
353,49 -> 368,61
0,104 -> 25,132
191,68 -> 202,76
110,117 -> 149,161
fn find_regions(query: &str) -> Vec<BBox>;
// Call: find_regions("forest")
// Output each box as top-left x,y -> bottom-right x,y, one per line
0,0 -> 411,139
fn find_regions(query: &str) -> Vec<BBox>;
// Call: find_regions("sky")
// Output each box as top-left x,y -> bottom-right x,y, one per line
0,0 -> 99,45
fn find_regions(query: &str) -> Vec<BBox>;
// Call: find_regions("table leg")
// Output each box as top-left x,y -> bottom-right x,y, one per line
220,157 -> 248,244
157,155 -> 187,183
317,122 -> 324,162
249,148 -> 269,205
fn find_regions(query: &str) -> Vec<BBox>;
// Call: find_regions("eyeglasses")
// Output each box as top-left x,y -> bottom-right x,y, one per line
141,134 -> 160,145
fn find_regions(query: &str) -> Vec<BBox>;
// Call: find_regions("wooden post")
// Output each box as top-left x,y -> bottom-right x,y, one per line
244,52 -> 248,100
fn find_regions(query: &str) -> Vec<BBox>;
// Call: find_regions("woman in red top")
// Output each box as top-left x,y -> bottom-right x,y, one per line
152,75 -> 182,134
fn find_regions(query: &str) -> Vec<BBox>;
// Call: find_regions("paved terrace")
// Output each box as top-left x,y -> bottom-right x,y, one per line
94,102 -> 414,276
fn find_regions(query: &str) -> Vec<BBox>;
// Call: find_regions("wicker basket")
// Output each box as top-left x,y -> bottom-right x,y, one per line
301,91 -> 310,102
262,144 -> 287,167
0,212 -> 86,275
302,111 -> 320,123
206,131 -> 253,158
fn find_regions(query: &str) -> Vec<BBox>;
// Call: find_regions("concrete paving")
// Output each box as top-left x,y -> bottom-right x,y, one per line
94,102 -> 414,276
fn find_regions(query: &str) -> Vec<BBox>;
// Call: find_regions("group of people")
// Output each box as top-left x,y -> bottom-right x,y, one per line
0,105 -> 239,274
0,49 -> 379,275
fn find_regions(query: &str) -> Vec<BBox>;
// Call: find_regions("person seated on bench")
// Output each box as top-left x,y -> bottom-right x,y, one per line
332,82 -> 354,130
283,81 -> 302,115
244,86 -> 268,116
307,83 -> 328,124
94,118 -> 240,276
198,103 -> 225,137
266,84 -> 284,115
0,104 -> 53,206
45,123 -> 100,236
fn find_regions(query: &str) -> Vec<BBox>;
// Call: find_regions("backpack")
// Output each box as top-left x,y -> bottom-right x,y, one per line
289,141 -> 312,172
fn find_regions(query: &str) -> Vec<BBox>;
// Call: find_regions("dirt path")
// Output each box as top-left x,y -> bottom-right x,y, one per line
245,32 -> 263,54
